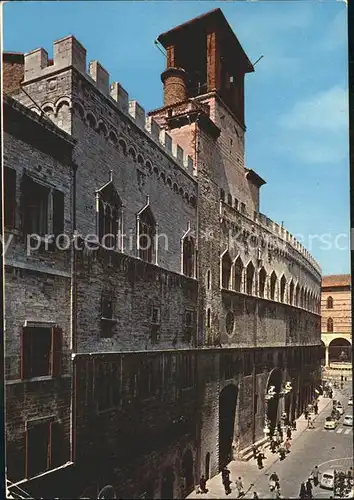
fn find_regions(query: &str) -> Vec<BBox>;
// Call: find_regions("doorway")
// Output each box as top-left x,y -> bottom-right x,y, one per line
219,384 -> 238,470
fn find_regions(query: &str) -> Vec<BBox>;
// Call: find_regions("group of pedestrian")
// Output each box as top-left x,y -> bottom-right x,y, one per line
220,467 -> 245,497
268,423 -> 292,460
299,479 -> 313,499
333,469 -> 353,497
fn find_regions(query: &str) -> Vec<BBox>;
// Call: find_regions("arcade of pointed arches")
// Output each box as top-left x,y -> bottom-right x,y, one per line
220,251 -> 320,314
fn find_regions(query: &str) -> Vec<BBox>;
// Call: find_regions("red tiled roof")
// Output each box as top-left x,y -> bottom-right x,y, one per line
322,274 -> 351,287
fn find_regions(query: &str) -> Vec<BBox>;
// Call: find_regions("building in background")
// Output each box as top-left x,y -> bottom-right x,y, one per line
3,8 -> 322,499
321,274 -> 352,367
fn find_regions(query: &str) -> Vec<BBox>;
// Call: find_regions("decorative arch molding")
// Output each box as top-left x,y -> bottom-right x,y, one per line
97,119 -> 108,137
118,137 -> 127,155
107,130 -> 118,146
86,111 -> 98,129
54,96 -> 72,114
137,153 -> 144,165
73,100 -> 85,119
41,102 -> 55,114
29,106 -> 41,115
128,145 -> 137,160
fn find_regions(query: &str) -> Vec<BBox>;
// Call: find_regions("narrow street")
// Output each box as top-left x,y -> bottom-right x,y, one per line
188,380 -> 353,499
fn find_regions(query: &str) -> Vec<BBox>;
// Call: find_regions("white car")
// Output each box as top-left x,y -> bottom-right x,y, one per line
348,397 -> 353,406
343,415 -> 353,427
324,419 -> 338,430
320,469 -> 335,489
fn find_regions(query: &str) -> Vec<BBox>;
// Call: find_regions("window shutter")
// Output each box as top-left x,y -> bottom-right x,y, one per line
51,326 -> 63,377
20,327 -> 31,379
20,175 -> 31,235
53,189 -> 65,236
49,421 -> 64,468
4,167 -> 16,228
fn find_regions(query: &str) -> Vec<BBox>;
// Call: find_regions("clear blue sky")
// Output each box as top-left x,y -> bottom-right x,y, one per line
4,1 -> 350,276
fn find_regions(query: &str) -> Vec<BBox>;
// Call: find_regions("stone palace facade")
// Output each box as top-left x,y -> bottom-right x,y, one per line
4,8 -> 322,499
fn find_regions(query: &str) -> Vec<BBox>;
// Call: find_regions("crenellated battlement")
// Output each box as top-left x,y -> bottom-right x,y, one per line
23,35 -> 194,176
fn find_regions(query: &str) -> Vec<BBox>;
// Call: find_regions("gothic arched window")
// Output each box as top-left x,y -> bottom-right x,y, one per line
138,205 -> 156,263
270,271 -> 277,301
259,267 -> 267,298
97,181 -> 122,250
234,257 -> 243,292
221,251 -> 232,289
327,296 -> 333,309
182,235 -> 195,278
246,261 -> 255,295
327,317 -> 333,332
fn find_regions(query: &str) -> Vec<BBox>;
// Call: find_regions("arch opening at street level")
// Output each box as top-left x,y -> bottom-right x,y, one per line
321,333 -> 352,367
219,384 -> 238,471
328,337 -> 352,363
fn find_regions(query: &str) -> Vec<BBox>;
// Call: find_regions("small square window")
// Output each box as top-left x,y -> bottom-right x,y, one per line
151,307 -> 161,324
185,310 -> 194,326
102,296 -> 113,319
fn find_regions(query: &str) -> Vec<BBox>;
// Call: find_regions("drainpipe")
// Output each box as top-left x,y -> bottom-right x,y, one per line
70,161 -> 78,464
252,262 -> 259,443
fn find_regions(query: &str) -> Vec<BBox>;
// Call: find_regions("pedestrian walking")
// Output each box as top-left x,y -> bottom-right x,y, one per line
306,478 -> 313,498
221,467 -> 232,495
277,422 -> 282,434
304,409 -> 309,420
314,403 -> 318,415
270,438 -> 277,454
252,444 -> 258,460
253,493 -> 259,499
307,416 -> 314,429
257,452 -> 264,470
286,427 -> 292,439
311,465 -> 320,487
284,437 -> 291,453
278,445 -> 286,461
199,475 -> 208,494
299,483 -> 306,499
292,420 -> 297,431
269,472 -> 279,491
235,477 -> 244,498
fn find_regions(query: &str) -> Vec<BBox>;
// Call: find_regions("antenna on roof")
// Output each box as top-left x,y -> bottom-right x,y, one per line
252,55 -> 264,66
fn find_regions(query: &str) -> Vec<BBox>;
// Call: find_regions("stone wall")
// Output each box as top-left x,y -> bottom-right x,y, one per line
72,346 -> 321,499
4,97 -> 74,484
75,249 -> 198,352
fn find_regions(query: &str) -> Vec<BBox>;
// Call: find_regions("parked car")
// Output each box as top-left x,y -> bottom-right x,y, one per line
343,415 -> 353,427
324,418 -> 338,430
320,469 -> 335,489
348,397 -> 353,406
